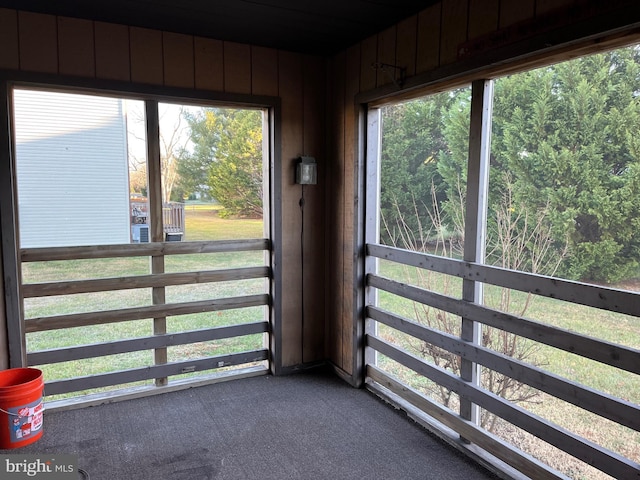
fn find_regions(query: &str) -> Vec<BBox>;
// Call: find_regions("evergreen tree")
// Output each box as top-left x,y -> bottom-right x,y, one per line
381,45 -> 640,283
380,89 -> 468,248
491,46 -> 640,282
178,108 -> 263,218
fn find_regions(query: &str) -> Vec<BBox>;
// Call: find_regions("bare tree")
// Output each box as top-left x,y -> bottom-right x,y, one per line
381,173 -> 567,431
158,107 -> 189,202
126,103 -> 190,202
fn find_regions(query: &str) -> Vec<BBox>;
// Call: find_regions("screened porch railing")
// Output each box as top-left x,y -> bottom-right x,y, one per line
20,239 -> 270,401
365,242 -> 640,480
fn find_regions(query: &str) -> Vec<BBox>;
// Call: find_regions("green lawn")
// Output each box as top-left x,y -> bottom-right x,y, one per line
182,203 -> 264,241
23,204 -> 267,398
375,260 -> 640,478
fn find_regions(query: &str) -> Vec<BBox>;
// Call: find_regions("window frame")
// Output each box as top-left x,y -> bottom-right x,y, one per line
0,73 -> 283,379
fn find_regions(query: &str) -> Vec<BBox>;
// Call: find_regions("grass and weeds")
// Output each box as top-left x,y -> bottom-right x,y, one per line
376,260 -> 640,479
24,204 -> 267,399
182,203 -> 264,241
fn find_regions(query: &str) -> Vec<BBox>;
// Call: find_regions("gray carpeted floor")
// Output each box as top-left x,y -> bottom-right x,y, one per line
8,370 -> 500,479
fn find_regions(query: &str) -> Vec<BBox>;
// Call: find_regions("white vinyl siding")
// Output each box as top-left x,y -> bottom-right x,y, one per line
13,89 -> 130,248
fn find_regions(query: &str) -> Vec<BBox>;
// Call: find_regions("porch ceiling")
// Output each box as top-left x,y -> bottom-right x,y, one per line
0,0 -> 438,55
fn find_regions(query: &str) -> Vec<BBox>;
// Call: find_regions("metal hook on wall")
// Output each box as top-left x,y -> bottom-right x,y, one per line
371,62 -> 407,89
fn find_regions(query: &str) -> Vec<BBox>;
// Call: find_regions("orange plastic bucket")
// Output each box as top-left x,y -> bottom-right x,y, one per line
0,368 -> 44,449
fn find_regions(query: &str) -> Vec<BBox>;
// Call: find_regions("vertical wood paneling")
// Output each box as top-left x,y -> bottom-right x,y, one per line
0,9 -> 19,70
278,50 -> 304,367
224,42 -> 251,94
194,37 -> 223,91
342,44 -> 360,376
58,17 -> 95,78
500,0 -> 535,28
251,46 -> 278,97
360,35 -> 377,93
130,27 -> 163,85
328,51 -> 346,369
18,11 -> 57,74
396,15 -> 418,78
440,0 -> 468,65
416,3 -> 442,73
468,0 -> 500,41
163,32 -> 194,89
302,55 -> 325,363
376,26 -> 396,88
95,22 -> 130,82
536,0 -> 574,15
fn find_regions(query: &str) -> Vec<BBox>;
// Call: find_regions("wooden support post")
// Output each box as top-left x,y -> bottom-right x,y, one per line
261,108 -> 273,371
460,79 -> 494,428
145,100 -> 168,387
0,81 -> 25,368
363,107 -> 382,372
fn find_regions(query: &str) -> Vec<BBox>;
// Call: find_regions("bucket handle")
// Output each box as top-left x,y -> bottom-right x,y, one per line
0,407 -> 20,417
0,404 -> 45,417
0,387 -> 46,416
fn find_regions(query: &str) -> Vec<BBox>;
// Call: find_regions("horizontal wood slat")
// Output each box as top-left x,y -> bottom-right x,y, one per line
367,274 -> 640,375
21,239 -> 269,262
26,294 -> 269,333
45,366 -> 270,412
368,306 -> 640,432
22,266 -> 270,298
367,335 -> 639,480
28,321 -> 269,365
367,243 -> 640,317
44,349 -> 269,396
366,365 -> 566,480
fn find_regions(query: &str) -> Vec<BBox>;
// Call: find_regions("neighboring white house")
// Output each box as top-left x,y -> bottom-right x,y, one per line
13,89 -> 131,248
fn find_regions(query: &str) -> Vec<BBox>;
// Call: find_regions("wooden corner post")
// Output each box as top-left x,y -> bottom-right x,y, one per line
460,79 -> 494,428
145,100 -> 168,387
